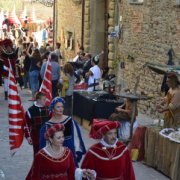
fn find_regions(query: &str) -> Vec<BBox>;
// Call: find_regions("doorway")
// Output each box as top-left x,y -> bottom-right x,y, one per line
89,0 -> 108,68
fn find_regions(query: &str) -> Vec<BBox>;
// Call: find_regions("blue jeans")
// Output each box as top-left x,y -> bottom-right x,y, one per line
23,72 -> 29,88
29,70 -> 39,93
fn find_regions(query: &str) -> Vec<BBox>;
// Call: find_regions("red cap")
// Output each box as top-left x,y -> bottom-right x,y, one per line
90,119 -> 120,139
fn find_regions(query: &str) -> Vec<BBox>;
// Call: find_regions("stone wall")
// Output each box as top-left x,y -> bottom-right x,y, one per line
108,0 -> 116,70
55,0 -> 82,60
116,0 -> 180,117
84,0 -> 90,52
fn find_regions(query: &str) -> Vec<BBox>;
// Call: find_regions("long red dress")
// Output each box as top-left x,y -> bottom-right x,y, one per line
81,141 -> 135,180
27,147 -> 75,180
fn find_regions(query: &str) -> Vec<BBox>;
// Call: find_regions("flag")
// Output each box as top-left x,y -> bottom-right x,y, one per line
39,57 -> 52,106
8,63 -> 25,155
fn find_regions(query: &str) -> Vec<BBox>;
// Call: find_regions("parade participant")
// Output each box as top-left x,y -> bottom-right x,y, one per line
85,55 -> 101,91
40,97 -> 86,166
81,119 -> 135,180
157,72 -> 180,128
26,124 -> 94,180
40,52 -> 60,98
0,39 -> 18,100
25,92 -> 50,156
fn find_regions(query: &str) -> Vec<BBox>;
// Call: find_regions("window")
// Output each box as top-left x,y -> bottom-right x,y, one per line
65,31 -> 74,50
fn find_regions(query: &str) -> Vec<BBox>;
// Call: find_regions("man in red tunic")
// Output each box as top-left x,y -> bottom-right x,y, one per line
81,119 -> 135,180
0,39 -> 17,100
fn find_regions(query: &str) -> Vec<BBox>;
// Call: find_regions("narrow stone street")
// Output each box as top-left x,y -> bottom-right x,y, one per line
0,87 -> 169,180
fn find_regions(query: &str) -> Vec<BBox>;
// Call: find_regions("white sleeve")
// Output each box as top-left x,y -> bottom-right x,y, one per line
75,168 -> 96,180
75,168 -> 83,180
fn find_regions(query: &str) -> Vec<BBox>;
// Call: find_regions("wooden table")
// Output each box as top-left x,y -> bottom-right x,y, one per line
144,126 -> 180,180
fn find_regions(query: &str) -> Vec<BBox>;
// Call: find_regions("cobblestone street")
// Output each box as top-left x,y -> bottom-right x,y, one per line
0,87 -> 169,180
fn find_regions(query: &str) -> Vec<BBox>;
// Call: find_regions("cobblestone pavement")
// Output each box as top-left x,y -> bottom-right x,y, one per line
0,87 -> 169,180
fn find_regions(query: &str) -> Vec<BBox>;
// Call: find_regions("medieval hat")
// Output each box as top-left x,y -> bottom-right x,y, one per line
90,119 -> 120,139
44,124 -> 65,140
49,97 -> 65,112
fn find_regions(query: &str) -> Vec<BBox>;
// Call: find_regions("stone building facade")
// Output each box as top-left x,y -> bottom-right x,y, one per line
54,0 -> 117,67
116,0 -> 180,117
54,0 -> 82,60
54,0 -> 180,117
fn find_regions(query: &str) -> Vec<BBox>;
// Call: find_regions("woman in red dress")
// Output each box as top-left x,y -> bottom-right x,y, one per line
26,124 -> 94,180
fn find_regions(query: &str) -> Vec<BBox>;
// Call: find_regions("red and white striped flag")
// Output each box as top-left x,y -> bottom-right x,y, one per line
39,58 -> 52,106
8,64 -> 25,155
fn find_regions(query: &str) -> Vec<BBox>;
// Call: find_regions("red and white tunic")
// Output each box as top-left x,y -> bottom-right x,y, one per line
81,141 -> 135,180
27,147 -> 76,180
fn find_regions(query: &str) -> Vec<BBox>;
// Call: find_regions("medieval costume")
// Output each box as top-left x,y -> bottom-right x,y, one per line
27,123 -> 92,180
40,116 -> 86,166
25,102 -> 50,155
163,88 -> 180,128
0,39 -> 17,100
158,73 -> 180,128
26,124 -> 87,180
28,147 -> 76,180
81,119 -> 135,180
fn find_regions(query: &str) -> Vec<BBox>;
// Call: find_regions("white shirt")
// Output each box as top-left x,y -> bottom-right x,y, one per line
88,65 -> 101,86
72,55 -> 79,62
100,138 -> 118,148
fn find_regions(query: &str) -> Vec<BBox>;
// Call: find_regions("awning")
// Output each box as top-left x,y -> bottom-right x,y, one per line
146,62 -> 180,76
